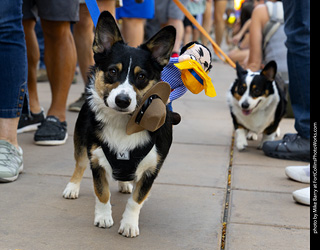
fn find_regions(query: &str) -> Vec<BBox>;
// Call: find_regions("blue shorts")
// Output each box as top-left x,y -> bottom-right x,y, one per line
116,0 -> 154,19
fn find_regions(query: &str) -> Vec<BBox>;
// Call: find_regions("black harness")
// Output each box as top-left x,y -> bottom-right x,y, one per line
101,135 -> 156,182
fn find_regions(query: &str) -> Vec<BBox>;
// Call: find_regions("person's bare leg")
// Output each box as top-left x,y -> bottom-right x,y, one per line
183,25 -> 192,45
201,0 -> 213,46
121,18 -> 145,47
22,19 -> 41,114
0,118 -> 20,149
73,1 -> 116,85
41,20 -> 77,122
213,0 -> 227,46
98,0 -> 116,17
193,28 -> 200,42
73,4 -> 95,84
166,18 -> 184,53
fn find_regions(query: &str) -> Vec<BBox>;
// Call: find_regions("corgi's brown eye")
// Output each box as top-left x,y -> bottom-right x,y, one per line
238,84 -> 246,95
108,68 -> 117,77
137,73 -> 145,81
253,88 -> 261,96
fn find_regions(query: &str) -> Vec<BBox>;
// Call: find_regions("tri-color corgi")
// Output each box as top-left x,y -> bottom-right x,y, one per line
227,61 -> 286,151
62,11 -> 176,237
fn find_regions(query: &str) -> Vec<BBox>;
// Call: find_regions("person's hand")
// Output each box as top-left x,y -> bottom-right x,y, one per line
178,54 -> 196,63
232,33 -> 242,45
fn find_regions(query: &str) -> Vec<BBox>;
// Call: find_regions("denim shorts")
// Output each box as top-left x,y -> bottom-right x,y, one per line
22,0 -> 79,22
0,0 -> 29,118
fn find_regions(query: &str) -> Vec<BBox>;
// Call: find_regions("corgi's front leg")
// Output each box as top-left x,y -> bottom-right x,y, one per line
118,196 -> 142,237
119,173 -> 155,238
91,147 -> 114,228
92,166 -> 114,228
235,128 -> 248,151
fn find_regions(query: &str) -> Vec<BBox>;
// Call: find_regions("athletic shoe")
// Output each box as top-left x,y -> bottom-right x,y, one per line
285,165 -> 310,183
34,116 -> 68,146
17,108 -> 45,134
0,140 -> 23,183
292,187 -> 310,206
68,92 -> 86,112
37,68 -> 48,82
262,133 -> 310,162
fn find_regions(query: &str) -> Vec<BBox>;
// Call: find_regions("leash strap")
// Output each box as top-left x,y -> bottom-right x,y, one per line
85,0 -> 100,27
172,0 -> 236,68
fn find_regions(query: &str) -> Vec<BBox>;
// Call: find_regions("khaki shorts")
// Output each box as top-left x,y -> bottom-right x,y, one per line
23,0 -> 79,22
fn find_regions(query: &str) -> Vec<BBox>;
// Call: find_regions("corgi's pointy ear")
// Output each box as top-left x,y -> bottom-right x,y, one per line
261,60 -> 277,81
140,26 -> 176,67
236,61 -> 248,79
93,11 -> 124,54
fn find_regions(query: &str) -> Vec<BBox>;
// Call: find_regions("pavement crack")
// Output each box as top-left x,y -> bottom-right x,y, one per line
220,131 -> 235,249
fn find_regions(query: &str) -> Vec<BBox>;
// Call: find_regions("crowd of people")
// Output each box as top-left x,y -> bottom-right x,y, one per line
0,0 -> 310,205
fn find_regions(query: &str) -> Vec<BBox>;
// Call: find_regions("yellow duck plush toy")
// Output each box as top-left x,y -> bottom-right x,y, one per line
174,42 -> 216,97
160,41 -> 216,125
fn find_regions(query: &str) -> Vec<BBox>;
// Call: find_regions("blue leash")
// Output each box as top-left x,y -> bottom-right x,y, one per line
85,0 -> 100,27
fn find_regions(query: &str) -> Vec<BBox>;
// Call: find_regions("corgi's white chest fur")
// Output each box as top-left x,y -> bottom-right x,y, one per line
88,81 -> 157,182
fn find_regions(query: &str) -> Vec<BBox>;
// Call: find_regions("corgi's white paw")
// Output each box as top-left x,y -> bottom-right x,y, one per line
236,137 -> 248,151
94,199 -> 113,228
118,218 -> 139,238
63,182 -> 80,199
247,131 -> 258,141
236,129 -> 248,151
94,214 -> 114,228
118,181 -> 133,194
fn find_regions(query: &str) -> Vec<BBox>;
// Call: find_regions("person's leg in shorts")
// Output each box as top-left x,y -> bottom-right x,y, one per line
213,0 -> 227,46
200,0 -> 213,47
22,0 -> 79,145
183,16 -> 194,45
155,0 -> 190,54
69,0 -> 116,112
116,0 -> 154,47
74,0 -> 115,84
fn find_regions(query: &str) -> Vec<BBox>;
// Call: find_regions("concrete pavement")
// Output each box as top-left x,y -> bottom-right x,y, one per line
1,61 -> 310,249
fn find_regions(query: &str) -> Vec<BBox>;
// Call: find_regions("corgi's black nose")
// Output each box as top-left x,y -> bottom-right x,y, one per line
241,101 -> 249,109
115,94 -> 131,109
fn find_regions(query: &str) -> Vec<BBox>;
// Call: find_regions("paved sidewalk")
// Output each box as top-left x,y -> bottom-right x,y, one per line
1,61 -> 309,249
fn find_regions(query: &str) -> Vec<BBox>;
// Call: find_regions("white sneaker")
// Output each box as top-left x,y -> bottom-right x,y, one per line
292,187 -> 310,205
0,140 -> 23,182
285,164 -> 310,183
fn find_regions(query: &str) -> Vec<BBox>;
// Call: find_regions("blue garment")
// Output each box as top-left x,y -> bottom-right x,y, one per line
0,0 -> 28,118
35,20 -> 45,69
282,0 -> 310,139
161,57 -> 188,102
116,0 -> 155,19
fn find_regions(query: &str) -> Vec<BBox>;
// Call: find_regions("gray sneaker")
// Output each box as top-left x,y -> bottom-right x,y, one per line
68,92 -> 86,112
262,133 -> 310,162
0,140 -> 23,183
